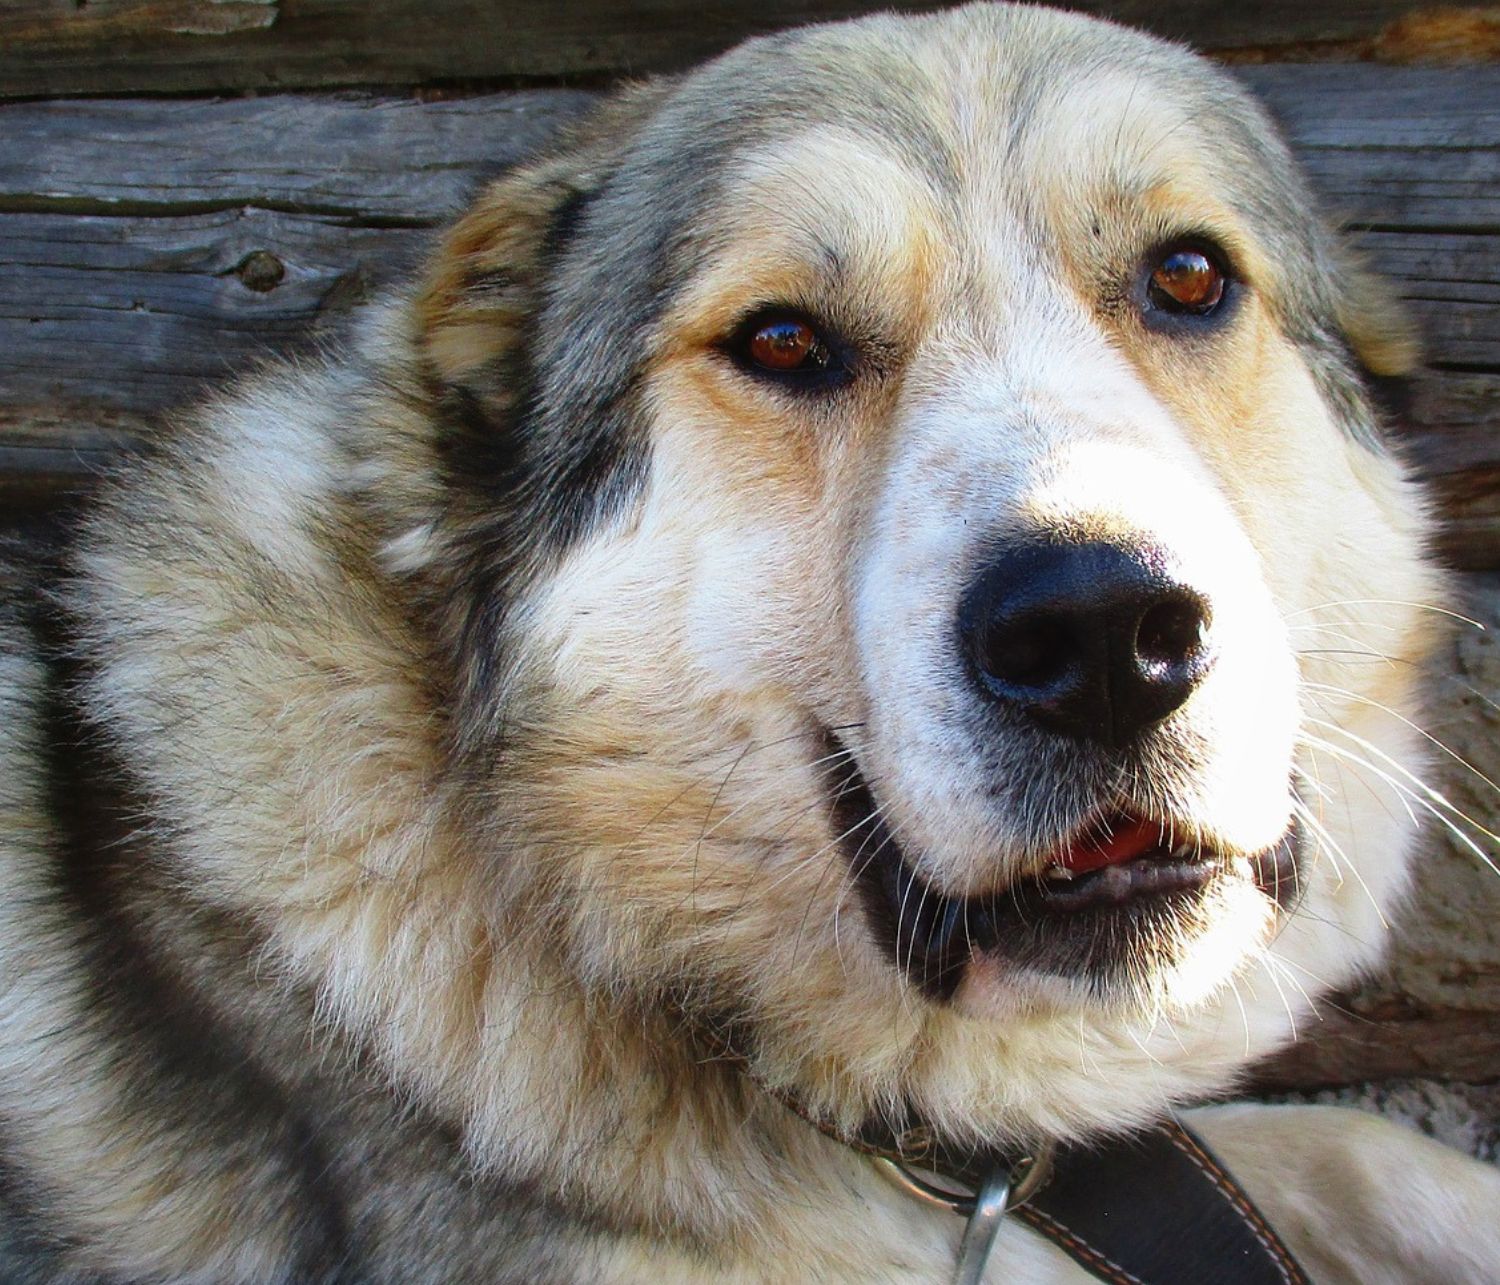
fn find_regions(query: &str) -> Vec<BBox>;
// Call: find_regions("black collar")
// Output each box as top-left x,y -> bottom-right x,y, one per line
783,1097 -> 1309,1285
1010,1121 -> 1309,1285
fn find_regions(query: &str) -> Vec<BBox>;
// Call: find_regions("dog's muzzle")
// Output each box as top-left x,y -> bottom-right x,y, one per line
830,535 -> 1299,1000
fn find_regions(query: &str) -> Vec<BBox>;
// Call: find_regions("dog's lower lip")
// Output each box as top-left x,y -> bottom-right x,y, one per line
1031,846 -> 1217,911
823,733 -> 1301,999
889,822 -> 1223,938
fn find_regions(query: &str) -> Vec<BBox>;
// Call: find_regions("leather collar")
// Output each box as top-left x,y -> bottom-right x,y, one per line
1009,1121 -> 1309,1285
783,1096 -> 1310,1284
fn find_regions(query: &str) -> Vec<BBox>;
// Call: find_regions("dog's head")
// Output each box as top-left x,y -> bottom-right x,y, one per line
412,4 -> 1438,1148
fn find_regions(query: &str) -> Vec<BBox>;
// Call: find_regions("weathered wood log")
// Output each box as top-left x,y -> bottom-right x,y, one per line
0,91 -> 594,222
0,90 -> 596,514
0,0 -> 1479,100
1254,1010 -> 1500,1090
1399,372 -> 1500,567
1,68 -> 1487,228
2,67 -> 1496,570
1238,65 -> 1500,232
1,208 -> 430,408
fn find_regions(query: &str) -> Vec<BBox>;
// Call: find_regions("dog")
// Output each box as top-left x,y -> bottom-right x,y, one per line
2,3 -> 1498,1280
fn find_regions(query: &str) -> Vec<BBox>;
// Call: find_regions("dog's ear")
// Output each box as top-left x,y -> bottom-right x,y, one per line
411,88 -> 673,726
415,85 -> 669,429
416,157 -> 593,427
1328,244 -> 1420,377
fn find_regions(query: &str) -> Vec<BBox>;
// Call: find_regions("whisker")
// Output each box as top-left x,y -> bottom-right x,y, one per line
1260,950 -> 1348,994
1254,953 -> 1302,1041
1287,619 -> 1403,635
1304,680 -> 1500,804
789,804 -> 884,961
1225,975 -> 1253,1059
1305,717 -> 1500,849
692,739 -> 759,916
1302,732 -> 1500,880
1294,648 -> 1404,663
1290,768 -> 1392,929
1286,598 -> 1484,630
1260,951 -> 1320,1017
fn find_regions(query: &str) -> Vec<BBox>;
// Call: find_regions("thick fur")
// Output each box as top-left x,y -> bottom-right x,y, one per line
2,5 -> 1497,1281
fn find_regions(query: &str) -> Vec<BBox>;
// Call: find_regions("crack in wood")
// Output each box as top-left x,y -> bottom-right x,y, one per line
0,194 -> 436,227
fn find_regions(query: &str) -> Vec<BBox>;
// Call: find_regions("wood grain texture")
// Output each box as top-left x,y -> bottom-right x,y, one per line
0,91 -> 594,221
3,66 -> 1495,565
0,90 -> 596,509
1237,65 -> 1500,232
0,0 -> 1444,99
1255,1011 -> 1500,1090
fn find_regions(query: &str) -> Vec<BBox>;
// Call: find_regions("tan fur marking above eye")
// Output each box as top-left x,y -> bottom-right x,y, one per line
648,126 -> 945,499
670,127 -> 944,351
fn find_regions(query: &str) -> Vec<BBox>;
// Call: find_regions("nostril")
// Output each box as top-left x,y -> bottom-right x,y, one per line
977,613 -> 1072,688
1135,597 -> 1209,669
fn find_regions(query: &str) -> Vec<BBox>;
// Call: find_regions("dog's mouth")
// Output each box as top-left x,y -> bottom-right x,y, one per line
824,740 -> 1301,1001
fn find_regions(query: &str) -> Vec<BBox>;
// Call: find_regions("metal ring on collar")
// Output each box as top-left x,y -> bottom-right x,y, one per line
874,1142 -> 1054,1217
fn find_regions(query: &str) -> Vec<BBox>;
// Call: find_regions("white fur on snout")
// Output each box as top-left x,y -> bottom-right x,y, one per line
855,327 -> 1300,898
1028,435 -> 1301,846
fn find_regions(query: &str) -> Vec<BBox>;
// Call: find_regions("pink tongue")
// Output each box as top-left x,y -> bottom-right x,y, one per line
1058,817 -> 1161,874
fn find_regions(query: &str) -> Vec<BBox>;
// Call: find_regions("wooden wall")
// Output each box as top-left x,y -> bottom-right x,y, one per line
3,1 -> 1498,1104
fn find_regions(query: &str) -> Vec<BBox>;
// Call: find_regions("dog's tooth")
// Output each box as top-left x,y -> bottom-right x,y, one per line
1043,864 -> 1075,882
1171,843 -> 1194,860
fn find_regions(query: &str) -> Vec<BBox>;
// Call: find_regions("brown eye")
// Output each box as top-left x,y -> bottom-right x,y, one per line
748,319 -> 819,371
1147,247 -> 1226,315
725,309 -> 851,391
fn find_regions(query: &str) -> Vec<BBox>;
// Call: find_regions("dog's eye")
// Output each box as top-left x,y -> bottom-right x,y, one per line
724,309 -> 850,390
1146,246 -> 1227,316
749,319 -> 821,372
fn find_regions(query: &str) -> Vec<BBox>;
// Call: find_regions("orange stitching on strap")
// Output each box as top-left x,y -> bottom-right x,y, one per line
1163,1123 -> 1306,1285
1016,1205 -> 1147,1285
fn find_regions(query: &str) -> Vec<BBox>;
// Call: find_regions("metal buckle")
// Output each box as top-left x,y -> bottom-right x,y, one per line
874,1144 -> 1054,1284
873,1143 -> 1052,1216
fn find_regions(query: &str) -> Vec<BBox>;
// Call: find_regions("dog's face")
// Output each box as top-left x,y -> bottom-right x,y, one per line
418,3 -> 1438,1145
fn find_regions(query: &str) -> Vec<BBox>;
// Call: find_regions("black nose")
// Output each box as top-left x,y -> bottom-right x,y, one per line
958,541 -> 1213,747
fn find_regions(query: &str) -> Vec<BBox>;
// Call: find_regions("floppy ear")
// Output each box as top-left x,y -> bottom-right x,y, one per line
410,87 -> 674,731
1329,243 -> 1420,377
417,161 -> 592,429
415,84 -> 670,430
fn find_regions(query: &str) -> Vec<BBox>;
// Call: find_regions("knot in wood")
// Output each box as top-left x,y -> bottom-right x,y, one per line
236,250 -> 285,292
